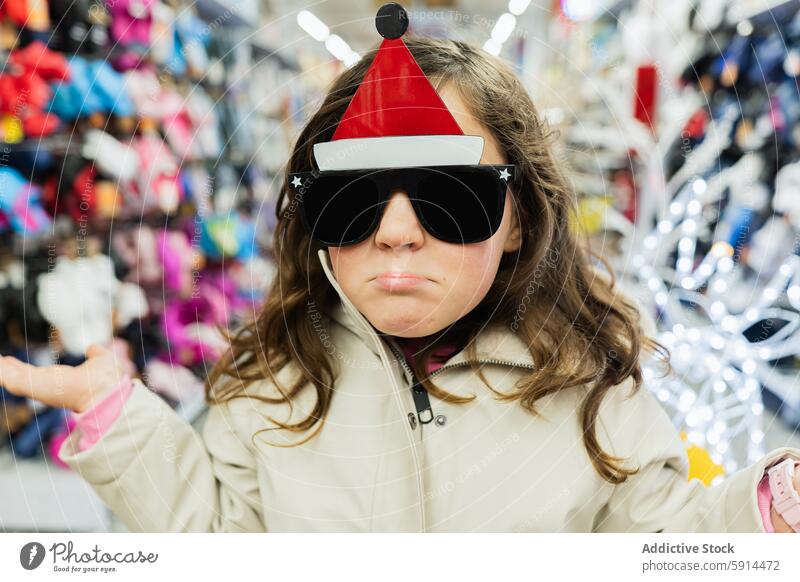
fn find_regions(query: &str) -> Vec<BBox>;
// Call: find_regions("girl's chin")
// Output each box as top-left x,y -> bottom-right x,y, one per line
367,312 -> 445,338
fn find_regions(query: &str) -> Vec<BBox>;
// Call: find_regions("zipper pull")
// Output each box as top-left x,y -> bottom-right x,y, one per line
410,379 -> 435,424
386,338 -> 436,424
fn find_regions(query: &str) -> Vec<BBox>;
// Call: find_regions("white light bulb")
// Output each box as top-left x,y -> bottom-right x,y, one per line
491,13 -> 517,43
483,38 -> 502,56
297,10 -> 330,41
692,179 -> 707,194
561,0 -> 598,21
508,0 -> 532,16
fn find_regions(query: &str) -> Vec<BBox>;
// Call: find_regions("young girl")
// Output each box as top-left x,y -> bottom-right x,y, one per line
2,32 -> 799,533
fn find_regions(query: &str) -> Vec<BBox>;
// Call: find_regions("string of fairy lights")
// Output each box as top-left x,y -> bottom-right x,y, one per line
627,111 -> 800,480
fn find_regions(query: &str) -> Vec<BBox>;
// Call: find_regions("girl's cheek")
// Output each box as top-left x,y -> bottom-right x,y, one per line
442,244 -> 500,295
327,246 -> 358,284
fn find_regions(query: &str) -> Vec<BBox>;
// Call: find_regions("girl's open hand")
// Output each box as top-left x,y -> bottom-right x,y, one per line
0,344 -> 130,413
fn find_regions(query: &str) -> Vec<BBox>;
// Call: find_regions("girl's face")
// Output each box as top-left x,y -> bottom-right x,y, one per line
328,83 -> 522,338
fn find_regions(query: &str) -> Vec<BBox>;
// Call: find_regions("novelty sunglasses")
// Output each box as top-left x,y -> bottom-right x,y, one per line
288,164 -> 516,246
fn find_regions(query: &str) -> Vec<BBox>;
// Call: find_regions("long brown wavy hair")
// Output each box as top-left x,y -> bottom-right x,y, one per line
206,35 -> 668,485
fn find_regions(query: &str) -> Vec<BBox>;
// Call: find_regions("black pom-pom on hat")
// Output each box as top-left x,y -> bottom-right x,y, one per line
375,2 -> 409,39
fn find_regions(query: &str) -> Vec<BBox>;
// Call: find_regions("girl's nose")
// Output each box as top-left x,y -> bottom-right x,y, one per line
374,189 -> 425,250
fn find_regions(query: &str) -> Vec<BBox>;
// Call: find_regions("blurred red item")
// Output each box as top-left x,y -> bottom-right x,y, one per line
42,161 -> 100,220
2,0 -> 50,31
9,41 -> 70,82
67,164 -> 98,222
0,71 -> 50,113
22,110 -> 59,137
683,109 -> 708,139
633,64 -> 658,129
613,167 -> 637,223
0,66 -> 61,137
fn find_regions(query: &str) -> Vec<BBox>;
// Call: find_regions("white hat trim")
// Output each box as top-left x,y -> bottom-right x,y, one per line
313,135 -> 484,171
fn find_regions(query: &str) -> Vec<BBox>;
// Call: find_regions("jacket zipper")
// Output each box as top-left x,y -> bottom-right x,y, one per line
386,340 -> 536,424
387,340 -> 435,424
428,358 -> 536,378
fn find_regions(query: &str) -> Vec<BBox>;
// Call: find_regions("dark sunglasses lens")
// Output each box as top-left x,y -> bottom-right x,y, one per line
302,175 -> 380,245
416,169 -> 505,243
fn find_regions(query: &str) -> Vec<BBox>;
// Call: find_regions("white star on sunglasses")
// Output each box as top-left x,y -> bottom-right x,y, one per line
291,176 -> 303,188
499,168 -> 511,182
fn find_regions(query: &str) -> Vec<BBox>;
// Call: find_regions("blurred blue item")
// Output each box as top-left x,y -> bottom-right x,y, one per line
775,81 -> 800,148
1,385 -> 27,406
49,57 -> 100,119
48,56 -> 136,119
749,33 -> 790,84
0,167 -> 52,236
727,207 -> 756,259
200,213 -> 257,260
163,27 -> 187,77
176,12 -> 210,72
57,353 -> 86,367
179,169 -> 193,199
7,148 -> 55,180
712,34 -> 751,80
9,407 -> 68,458
777,79 -> 800,120
91,59 -> 135,117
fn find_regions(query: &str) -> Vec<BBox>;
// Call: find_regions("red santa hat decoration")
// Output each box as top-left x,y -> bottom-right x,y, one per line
313,2 -> 485,171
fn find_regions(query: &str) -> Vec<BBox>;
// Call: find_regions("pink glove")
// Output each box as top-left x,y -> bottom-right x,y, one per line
759,472 -> 776,532
758,460 -> 800,532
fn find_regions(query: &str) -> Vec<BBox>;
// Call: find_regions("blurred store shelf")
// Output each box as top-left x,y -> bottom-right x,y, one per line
0,448 -> 112,532
0,392 -> 208,533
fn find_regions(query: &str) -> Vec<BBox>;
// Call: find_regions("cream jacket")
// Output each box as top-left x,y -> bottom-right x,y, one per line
59,249 -> 800,532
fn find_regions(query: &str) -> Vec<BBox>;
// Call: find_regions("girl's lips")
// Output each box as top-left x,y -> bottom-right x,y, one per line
372,272 -> 430,290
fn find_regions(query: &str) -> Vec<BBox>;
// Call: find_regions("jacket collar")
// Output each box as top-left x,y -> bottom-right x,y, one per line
317,249 -> 535,370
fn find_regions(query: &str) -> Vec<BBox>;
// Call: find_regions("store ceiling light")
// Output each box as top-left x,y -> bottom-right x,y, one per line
297,10 -> 360,67
482,37 -> 502,56
560,0 -> 599,21
325,34 -> 360,67
482,2 -> 532,56
297,10 -> 330,42
491,12 -> 517,43
508,0 -> 531,16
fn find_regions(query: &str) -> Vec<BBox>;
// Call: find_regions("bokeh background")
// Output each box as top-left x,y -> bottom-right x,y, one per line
1,0 -> 800,532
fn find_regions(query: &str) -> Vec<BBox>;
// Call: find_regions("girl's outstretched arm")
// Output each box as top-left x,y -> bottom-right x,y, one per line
591,377 -> 800,533
1,347 -> 266,532
58,378 -> 267,532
